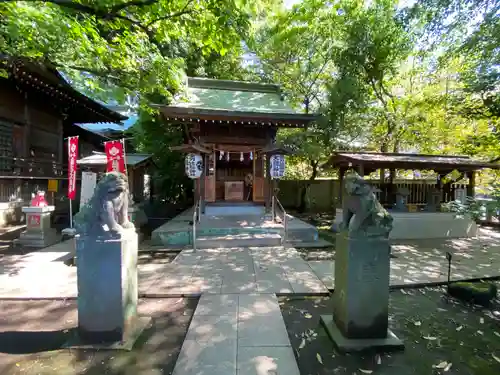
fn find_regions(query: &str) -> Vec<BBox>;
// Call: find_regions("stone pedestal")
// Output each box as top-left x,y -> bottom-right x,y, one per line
16,206 -> 60,248
67,230 -> 151,350
320,232 -> 404,352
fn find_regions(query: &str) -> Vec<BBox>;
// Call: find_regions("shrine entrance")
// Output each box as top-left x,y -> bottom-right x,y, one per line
204,146 -> 265,204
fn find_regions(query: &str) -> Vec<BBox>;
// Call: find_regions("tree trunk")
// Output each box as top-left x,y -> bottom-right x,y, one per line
298,160 -> 319,213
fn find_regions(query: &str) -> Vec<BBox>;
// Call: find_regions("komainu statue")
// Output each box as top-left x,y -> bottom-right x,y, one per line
339,171 -> 393,238
74,171 -> 135,237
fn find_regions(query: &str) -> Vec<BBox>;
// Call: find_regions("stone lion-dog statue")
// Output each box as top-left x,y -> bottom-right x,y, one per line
339,171 -> 393,238
74,171 -> 135,237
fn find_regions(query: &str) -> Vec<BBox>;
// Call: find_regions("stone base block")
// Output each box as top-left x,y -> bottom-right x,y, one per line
320,315 -> 404,353
15,229 -> 61,248
63,316 -> 152,351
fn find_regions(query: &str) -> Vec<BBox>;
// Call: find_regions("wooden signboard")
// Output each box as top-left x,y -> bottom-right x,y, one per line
47,179 -> 58,192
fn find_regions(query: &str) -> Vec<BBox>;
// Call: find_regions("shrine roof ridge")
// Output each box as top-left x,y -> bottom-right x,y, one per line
324,151 -> 500,171
77,151 -> 153,167
187,77 -> 282,94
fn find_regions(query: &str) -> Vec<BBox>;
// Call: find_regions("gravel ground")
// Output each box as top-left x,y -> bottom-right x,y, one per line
0,298 -> 197,375
279,285 -> 500,375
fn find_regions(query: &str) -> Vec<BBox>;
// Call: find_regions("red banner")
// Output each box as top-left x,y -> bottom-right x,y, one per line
67,136 -> 79,200
104,140 -> 126,174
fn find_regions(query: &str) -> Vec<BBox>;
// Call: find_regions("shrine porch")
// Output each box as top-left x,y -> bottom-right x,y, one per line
151,206 -> 324,248
334,209 -> 478,240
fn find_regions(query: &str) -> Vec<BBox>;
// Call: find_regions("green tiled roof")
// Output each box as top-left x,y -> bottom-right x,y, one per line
171,77 -> 297,114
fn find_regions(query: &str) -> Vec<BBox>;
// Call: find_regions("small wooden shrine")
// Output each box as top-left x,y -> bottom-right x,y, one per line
325,151 -> 500,208
77,151 -> 154,202
154,77 -> 318,211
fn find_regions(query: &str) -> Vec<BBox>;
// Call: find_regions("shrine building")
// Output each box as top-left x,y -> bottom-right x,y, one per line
153,77 -> 318,214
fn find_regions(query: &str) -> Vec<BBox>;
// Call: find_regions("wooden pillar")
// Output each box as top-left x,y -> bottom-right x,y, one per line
357,164 -> 364,176
200,154 -> 206,214
388,168 -> 396,206
23,93 -> 31,158
265,154 -> 271,211
17,92 -> 32,201
128,168 -> 134,199
338,167 -> 347,207
466,171 -> 475,197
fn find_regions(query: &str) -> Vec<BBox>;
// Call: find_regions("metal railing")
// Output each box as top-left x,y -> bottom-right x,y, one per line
272,195 -> 287,244
192,198 -> 202,251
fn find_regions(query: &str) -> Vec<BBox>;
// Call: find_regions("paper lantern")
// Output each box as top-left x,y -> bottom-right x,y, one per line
269,154 -> 286,179
185,153 -> 203,179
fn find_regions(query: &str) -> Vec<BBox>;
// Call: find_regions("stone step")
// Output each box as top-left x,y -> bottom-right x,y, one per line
196,233 -> 282,248
172,294 -> 300,375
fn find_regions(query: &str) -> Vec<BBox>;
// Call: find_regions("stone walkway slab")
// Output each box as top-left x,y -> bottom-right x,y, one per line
309,228 -> 500,289
173,293 -> 299,375
0,246 -> 328,298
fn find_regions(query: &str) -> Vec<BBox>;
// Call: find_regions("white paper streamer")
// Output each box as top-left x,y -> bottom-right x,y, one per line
219,151 -> 224,160
250,152 -> 253,161
240,152 -> 244,162
226,152 -> 230,161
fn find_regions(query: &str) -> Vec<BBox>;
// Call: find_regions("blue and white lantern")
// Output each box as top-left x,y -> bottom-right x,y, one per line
270,154 -> 286,179
185,153 -> 203,179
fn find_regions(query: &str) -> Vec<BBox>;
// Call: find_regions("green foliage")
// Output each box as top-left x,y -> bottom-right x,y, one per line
131,106 -> 192,204
0,0 -> 265,98
3,0 -> 500,205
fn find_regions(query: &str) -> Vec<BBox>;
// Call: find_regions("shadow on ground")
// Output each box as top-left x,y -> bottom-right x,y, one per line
0,298 -> 197,375
280,284 -> 500,375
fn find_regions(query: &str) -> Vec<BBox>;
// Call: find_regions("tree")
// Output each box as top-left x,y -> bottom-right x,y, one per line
249,0 -> 343,211
0,0 -> 270,99
328,0 -> 413,153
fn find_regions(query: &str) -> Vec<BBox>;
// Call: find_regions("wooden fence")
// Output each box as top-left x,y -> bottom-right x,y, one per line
277,179 -> 468,211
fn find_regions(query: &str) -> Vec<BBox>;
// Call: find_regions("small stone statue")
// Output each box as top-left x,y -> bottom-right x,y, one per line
74,171 -> 135,237
339,171 -> 393,238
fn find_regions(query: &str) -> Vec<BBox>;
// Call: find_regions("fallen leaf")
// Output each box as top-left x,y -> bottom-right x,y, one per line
299,339 -> 306,349
316,353 -> 323,365
15,363 -> 20,367
400,289 -> 408,294
480,317 -> 484,324
414,321 -> 421,326
456,325 -> 463,331
444,363 -> 452,372
437,308 -> 447,312
359,369 -> 373,374
304,313 -> 313,319
492,354 -> 500,363
434,361 -> 449,369
423,336 -> 437,341
477,330 -> 484,335
375,354 -> 382,365
494,332 -> 500,338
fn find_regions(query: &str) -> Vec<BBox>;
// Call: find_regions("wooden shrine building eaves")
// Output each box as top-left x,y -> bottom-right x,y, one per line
0,55 -> 127,125
325,152 -> 500,174
151,77 -> 319,128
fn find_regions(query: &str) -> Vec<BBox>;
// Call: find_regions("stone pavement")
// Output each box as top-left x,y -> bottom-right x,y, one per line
309,226 -> 500,289
0,246 -> 329,298
174,294 -> 300,375
2,228 -> 500,375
